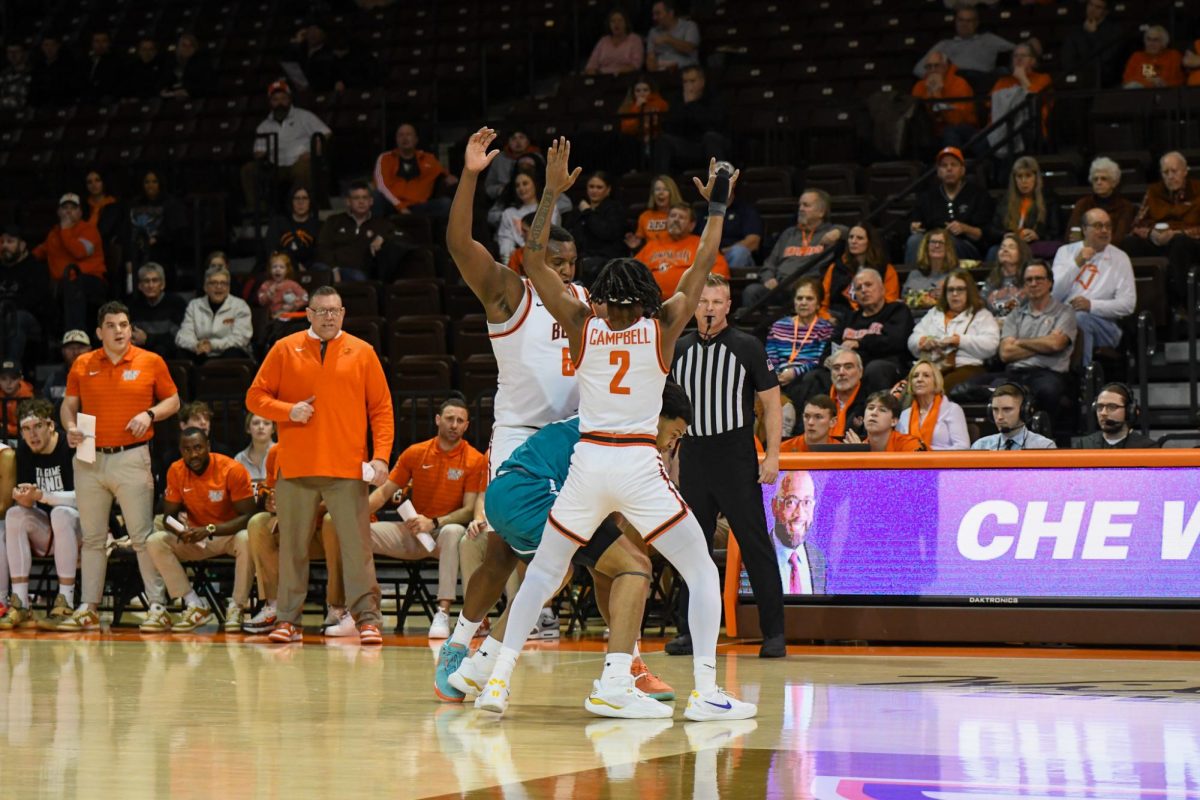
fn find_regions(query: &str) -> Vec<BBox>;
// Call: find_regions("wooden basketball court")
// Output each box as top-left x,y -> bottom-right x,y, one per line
2,630 -> 1198,799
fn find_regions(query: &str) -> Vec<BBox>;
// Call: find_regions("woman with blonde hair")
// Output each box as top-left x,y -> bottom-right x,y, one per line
985,155 -> 1058,259
903,228 -> 958,309
909,268 -> 1000,391
624,174 -> 683,251
897,359 -> 970,450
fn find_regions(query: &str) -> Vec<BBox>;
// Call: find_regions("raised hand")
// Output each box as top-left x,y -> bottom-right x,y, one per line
464,127 -> 501,174
692,158 -> 740,202
544,137 -> 582,195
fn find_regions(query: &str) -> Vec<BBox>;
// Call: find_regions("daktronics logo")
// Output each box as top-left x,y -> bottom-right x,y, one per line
956,501 -> 1200,561
969,597 -> 1019,604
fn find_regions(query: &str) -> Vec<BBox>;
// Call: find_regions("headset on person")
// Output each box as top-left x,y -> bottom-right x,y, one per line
1092,381 -> 1140,426
991,382 -> 1033,426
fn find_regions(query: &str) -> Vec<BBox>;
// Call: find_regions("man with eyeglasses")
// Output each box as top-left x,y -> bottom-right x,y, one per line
0,399 -> 80,629
127,262 -> 187,358
1122,152 -> 1200,300
770,471 -> 824,595
1051,208 -> 1134,368
1070,383 -> 1159,450
175,264 -> 253,363
246,285 -> 393,645
984,260 -> 1077,431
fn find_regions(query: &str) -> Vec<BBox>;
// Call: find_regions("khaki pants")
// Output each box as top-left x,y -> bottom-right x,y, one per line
146,529 -> 253,607
74,446 -> 166,607
246,511 -> 341,606
326,521 -> 458,604
275,476 -> 379,626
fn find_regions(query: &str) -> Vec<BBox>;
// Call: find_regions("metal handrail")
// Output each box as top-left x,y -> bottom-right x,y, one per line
1135,311 -> 1155,438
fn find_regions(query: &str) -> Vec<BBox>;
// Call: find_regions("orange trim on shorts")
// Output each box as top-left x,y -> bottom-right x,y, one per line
643,508 -> 688,545
652,318 -> 669,374
580,432 -> 657,447
488,281 -> 534,339
548,513 -> 590,546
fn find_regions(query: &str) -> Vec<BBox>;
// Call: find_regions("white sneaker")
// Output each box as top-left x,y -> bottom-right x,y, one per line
242,605 -> 277,634
585,678 -> 673,719
449,651 -> 494,696
223,603 -> 244,632
323,606 -> 347,627
475,677 -> 510,714
527,608 -> 559,640
429,610 -> 451,639
684,719 -> 758,749
323,610 -> 357,637
683,687 -> 758,722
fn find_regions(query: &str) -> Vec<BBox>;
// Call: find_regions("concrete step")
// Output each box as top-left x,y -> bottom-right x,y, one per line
1147,382 -> 1197,408
1162,341 -> 1198,364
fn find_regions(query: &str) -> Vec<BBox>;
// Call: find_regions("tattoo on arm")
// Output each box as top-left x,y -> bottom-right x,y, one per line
526,192 -> 556,254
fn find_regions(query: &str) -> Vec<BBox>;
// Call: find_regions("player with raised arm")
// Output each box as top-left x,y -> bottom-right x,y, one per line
436,127 -> 587,683
476,137 -> 756,721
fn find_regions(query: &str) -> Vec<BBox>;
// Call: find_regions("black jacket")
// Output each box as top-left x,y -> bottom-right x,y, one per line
0,254 -> 52,327
912,181 -> 994,244
567,199 -> 626,260
1070,430 -> 1160,449
661,92 -> 724,141
837,301 -> 915,366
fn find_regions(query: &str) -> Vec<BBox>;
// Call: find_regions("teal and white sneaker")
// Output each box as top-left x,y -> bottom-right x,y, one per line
683,687 -> 757,722
434,642 -> 468,702
449,651 -> 493,697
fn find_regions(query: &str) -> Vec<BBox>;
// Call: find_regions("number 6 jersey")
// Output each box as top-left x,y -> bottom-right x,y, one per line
488,278 -> 588,429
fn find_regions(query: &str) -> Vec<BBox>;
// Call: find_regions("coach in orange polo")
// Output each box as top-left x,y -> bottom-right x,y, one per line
45,300 -> 180,631
246,285 -> 393,644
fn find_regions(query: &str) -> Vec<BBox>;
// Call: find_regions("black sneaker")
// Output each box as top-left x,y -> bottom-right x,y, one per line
664,634 -> 693,656
759,635 -> 787,658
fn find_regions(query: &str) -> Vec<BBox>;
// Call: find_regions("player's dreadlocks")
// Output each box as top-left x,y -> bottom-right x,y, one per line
590,258 -> 662,318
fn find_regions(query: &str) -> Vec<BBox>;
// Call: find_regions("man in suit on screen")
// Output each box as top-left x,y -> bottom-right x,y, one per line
770,470 -> 826,594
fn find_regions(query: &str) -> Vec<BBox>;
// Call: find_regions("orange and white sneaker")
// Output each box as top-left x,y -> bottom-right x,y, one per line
268,621 -> 303,643
631,657 -> 675,701
359,624 -> 383,646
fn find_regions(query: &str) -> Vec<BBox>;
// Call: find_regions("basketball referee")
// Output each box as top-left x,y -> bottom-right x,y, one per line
668,274 -> 786,658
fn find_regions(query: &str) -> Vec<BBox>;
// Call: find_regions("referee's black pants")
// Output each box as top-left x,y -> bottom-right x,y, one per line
675,429 -> 785,640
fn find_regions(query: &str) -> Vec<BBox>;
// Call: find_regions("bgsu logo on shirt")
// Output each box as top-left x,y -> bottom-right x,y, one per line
447,468 -> 464,480
122,370 -> 141,381
208,490 -> 225,502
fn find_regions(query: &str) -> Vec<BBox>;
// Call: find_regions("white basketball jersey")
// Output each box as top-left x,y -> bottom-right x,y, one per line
489,279 -> 586,428
576,315 -> 668,435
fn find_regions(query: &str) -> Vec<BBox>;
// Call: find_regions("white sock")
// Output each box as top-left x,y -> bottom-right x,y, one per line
632,640 -> 641,660
492,647 -> 519,683
450,614 -> 482,647
183,591 -> 203,608
601,652 -> 633,684
476,635 -> 503,662
14,583 -> 30,606
693,656 -> 717,693
60,585 -> 74,606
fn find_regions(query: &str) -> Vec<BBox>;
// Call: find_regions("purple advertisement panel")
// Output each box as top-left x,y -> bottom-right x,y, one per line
744,468 -> 1200,599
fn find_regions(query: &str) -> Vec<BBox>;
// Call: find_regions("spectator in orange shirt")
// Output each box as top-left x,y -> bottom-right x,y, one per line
33,193 -> 108,332
0,361 -> 35,437
144,427 -> 257,632
862,391 -> 926,452
624,174 -> 683,252
988,40 -> 1052,148
912,51 -> 979,148
373,122 -> 457,217
324,396 -> 487,640
1186,39 -> 1200,85
635,203 -> 730,296
781,394 -> 837,452
1123,26 -> 1184,88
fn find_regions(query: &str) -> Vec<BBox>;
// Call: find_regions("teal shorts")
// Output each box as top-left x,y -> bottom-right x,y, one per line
484,470 -> 556,561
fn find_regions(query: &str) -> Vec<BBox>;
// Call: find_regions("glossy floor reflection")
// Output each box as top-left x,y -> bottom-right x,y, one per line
2,637 -> 1198,799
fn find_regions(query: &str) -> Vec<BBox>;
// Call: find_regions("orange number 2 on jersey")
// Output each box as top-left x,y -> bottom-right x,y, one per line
609,350 -> 631,395
561,347 -> 576,377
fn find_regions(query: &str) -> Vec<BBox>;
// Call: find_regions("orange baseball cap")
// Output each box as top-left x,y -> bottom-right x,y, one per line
267,79 -> 291,97
936,146 -> 965,165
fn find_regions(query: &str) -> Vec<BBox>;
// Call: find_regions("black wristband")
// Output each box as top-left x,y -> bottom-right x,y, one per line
432,517 -> 439,530
145,408 -> 156,421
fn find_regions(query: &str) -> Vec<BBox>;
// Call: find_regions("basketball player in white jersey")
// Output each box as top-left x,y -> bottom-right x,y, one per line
440,127 -> 586,677
477,138 -> 757,722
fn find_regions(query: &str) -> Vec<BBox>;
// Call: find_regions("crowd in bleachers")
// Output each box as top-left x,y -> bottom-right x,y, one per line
1,0 -> 1199,629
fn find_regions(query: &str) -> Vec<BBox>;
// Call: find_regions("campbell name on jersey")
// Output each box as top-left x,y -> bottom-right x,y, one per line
576,316 -> 668,435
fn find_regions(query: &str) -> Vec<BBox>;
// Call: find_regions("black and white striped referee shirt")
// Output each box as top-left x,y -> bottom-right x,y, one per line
671,326 -> 778,438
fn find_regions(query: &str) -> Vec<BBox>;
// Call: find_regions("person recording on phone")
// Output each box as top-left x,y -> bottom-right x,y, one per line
970,383 -> 1056,450
668,273 -> 787,658
1070,383 -> 1160,449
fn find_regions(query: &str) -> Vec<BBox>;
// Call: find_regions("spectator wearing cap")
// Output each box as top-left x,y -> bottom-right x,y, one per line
241,80 -> 332,212
0,361 -> 35,437
0,224 -> 51,365
907,146 -> 994,264
373,122 -> 457,217
176,264 -> 253,362
33,193 -> 108,333
40,330 -> 92,405
128,262 -> 187,358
